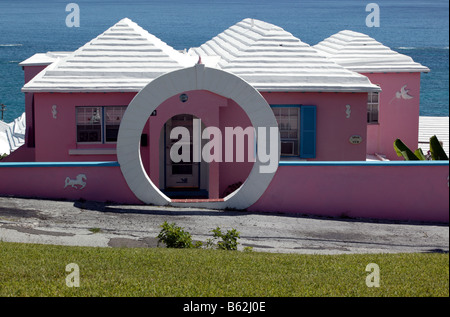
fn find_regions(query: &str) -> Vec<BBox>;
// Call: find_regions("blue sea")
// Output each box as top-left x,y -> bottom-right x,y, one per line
0,0 -> 448,123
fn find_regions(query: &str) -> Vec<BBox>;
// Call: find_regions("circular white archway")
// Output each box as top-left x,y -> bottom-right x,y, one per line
117,64 -> 279,210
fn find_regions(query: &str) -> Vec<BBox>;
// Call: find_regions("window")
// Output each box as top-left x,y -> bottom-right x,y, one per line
76,107 -> 102,143
272,107 -> 300,156
271,105 -> 316,158
367,91 -> 379,124
105,106 -> 126,142
76,106 -> 126,143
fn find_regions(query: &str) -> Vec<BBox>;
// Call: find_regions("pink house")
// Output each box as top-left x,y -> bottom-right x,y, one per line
1,18 -> 448,223
314,31 -> 430,160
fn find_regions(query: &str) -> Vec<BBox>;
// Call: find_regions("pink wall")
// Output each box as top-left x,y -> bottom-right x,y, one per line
30,90 -> 255,198
33,92 -> 137,162
146,90 -> 253,198
363,72 -> 421,160
23,65 -> 48,84
262,92 -> 368,161
1,161 -> 447,223
25,89 -> 370,201
31,90 -> 369,165
0,163 -> 140,204
218,99 -> 253,197
1,146 -> 35,162
22,66 -> 47,159
147,90 -> 225,198
250,162 -> 449,223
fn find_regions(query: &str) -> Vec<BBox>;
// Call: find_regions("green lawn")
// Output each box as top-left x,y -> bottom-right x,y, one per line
0,241 -> 448,297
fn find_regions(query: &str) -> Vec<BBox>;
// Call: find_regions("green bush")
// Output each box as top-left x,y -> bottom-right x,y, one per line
211,227 -> 240,251
157,222 -> 241,250
157,221 -> 196,248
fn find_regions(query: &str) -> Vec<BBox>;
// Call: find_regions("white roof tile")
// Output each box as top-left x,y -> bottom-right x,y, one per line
22,18 -> 197,92
419,116 -> 449,156
313,30 -> 430,73
189,19 -> 380,93
22,18 -> 381,93
0,113 -> 25,155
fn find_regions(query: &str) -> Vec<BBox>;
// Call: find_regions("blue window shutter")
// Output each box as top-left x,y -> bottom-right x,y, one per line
300,106 -> 316,158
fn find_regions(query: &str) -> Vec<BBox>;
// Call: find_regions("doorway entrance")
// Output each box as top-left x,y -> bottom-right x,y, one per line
164,114 -> 201,194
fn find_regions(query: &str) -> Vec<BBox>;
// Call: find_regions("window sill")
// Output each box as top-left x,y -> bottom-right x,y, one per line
279,157 -> 307,162
69,149 -> 117,155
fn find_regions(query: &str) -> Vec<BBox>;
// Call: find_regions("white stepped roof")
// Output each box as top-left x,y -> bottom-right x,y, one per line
189,19 -> 380,93
313,30 -> 430,73
418,116 -> 449,156
22,18 -> 197,93
0,113 -> 26,155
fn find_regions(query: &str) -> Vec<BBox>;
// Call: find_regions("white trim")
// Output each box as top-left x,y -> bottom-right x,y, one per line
117,64 -> 280,209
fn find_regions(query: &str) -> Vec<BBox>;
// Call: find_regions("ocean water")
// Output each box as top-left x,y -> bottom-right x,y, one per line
0,0 -> 448,123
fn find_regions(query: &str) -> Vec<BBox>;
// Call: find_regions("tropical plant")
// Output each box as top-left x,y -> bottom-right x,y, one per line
429,135 -> 449,160
394,135 -> 448,161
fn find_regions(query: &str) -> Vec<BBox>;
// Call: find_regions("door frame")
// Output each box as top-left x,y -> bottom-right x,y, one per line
163,114 -> 201,191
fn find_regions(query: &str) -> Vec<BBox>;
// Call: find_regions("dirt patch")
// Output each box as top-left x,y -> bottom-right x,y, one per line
0,206 -> 49,220
1,224 -> 75,237
108,237 -> 160,248
241,243 -> 274,249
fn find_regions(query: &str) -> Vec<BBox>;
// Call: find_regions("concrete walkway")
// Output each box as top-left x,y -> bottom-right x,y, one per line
0,196 -> 448,254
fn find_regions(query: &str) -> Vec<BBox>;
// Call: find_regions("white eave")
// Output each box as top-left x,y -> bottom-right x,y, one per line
313,30 -> 430,74
19,52 -> 72,67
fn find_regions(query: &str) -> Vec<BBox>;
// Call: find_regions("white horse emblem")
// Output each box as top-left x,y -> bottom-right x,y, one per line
64,174 -> 87,190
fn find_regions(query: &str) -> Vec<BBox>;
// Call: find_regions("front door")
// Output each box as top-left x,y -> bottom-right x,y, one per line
165,114 -> 200,189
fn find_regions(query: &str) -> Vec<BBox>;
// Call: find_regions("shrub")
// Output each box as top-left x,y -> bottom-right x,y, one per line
157,222 -> 241,250
211,227 -> 240,251
157,221 -> 195,248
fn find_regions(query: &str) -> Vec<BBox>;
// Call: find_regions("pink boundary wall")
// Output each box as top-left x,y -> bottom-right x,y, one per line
0,161 -> 448,223
249,162 -> 449,223
0,163 -> 140,204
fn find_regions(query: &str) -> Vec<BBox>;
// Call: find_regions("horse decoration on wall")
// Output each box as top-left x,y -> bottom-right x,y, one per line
64,174 -> 87,190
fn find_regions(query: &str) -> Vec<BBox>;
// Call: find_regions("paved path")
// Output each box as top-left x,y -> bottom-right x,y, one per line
0,197 -> 448,254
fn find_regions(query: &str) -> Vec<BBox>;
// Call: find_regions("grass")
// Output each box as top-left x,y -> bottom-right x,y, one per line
88,227 -> 102,234
0,241 -> 448,297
